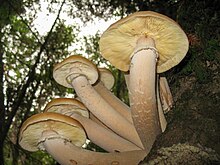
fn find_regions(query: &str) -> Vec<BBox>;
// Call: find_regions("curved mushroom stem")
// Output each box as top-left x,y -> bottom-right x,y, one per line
156,75 -> 167,132
71,113 -> 142,152
42,136 -> 147,165
94,81 -> 133,123
89,112 -> 111,130
68,75 -> 144,149
129,36 -> 161,151
94,80 -> 167,132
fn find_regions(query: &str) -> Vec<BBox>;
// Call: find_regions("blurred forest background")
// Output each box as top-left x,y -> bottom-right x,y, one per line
0,0 -> 219,164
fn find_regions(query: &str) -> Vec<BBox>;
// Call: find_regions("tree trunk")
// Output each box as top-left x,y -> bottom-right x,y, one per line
0,140 -> 4,165
0,42 -> 5,165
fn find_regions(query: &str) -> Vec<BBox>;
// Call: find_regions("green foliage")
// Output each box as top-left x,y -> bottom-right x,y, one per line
1,1 -> 79,164
85,142 -> 107,153
177,38 -> 219,83
203,39 -> 220,61
82,32 -> 129,103
172,0 -> 220,83
83,32 -> 108,66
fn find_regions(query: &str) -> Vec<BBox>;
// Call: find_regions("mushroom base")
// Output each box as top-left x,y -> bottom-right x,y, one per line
43,137 -> 147,165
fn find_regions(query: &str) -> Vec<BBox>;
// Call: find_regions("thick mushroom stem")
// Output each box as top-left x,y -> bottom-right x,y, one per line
94,81 -> 133,123
71,113 -> 141,152
124,73 -> 168,129
68,75 -> 144,149
42,136 -> 147,165
129,36 -> 161,151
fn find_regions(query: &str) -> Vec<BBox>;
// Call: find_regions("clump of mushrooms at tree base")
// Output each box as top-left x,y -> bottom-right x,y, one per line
18,11 -> 189,165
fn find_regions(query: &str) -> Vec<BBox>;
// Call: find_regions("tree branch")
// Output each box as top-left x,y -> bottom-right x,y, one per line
3,0 -> 66,141
6,0 -> 43,45
0,43 -> 5,140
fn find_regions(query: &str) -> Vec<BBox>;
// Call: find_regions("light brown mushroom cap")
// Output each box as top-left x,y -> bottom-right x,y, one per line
19,112 -> 86,152
44,98 -> 89,118
98,68 -> 115,90
99,11 -> 189,73
53,55 -> 99,88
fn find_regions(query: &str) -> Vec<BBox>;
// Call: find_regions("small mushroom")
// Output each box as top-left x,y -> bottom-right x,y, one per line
99,11 -> 189,151
97,68 -> 115,90
44,98 -> 141,152
19,112 -> 86,152
44,98 -> 89,118
53,55 -> 143,149
94,68 -> 133,123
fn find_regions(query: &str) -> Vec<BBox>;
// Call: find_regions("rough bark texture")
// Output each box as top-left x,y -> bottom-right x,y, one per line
141,64 -> 220,164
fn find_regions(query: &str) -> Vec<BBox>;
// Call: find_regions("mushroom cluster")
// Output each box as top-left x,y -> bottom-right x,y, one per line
19,11 -> 188,165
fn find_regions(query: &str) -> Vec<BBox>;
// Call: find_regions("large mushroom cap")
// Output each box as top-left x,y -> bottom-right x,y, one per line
99,11 -> 189,73
53,55 -> 99,88
44,98 -> 89,118
19,112 -> 86,152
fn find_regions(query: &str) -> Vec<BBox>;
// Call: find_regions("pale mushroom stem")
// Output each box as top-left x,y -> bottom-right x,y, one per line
156,75 -> 167,132
94,81 -> 133,123
95,79 -> 167,131
68,75 -> 144,149
71,113 -> 141,152
42,136 -> 147,165
89,112 -> 111,130
129,36 -> 161,151
159,77 -> 174,113
125,73 -> 167,131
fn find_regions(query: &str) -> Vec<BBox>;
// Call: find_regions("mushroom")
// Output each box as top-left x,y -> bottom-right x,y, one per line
19,112 -> 147,165
44,98 -> 89,118
94,68 -> 133,123
44,98 -> 142,152
99,11 -> 189,151
19,112 -> 86,152
53,55 -> 143,149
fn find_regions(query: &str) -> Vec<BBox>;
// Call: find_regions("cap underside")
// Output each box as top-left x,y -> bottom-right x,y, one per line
99,11 -> 189,73
53,55 -> 98,88
19,113 -> 86,152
